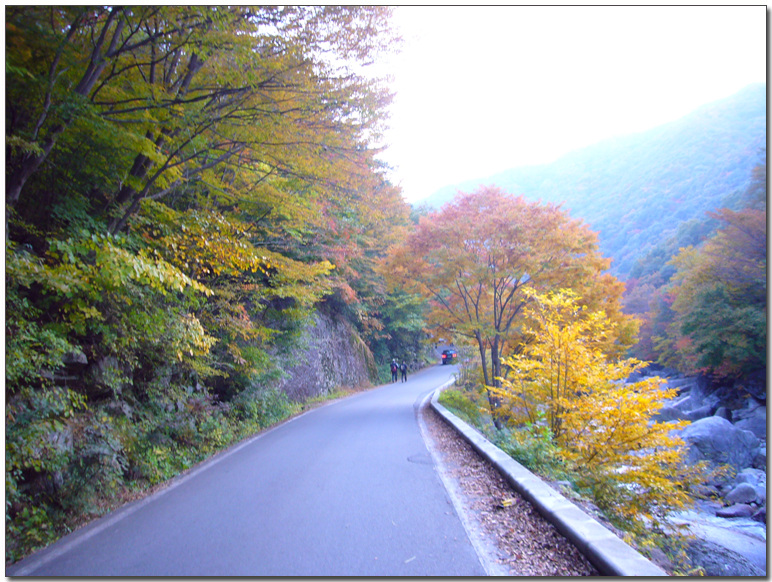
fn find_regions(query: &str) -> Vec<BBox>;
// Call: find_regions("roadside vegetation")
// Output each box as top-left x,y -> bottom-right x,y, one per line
439,378 -> 715,574
5,6 -> 416,563
386,188 -> 742,569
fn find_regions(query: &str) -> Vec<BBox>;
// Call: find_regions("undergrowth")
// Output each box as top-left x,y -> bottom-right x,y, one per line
5,386 -> 345,564
437,382 -> 698,574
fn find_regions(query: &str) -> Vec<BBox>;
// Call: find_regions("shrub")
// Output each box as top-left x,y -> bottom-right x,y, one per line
232,388 -> 299,430
488,413 -> 568,480
492,289 -> 712,544
438,388 -> 485,427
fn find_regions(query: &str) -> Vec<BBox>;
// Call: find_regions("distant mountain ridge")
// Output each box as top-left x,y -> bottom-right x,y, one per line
419,83 -> 766,278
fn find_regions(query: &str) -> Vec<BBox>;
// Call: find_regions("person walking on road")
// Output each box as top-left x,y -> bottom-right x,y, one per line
390,360 -> 399,383
400,361 -> 408,382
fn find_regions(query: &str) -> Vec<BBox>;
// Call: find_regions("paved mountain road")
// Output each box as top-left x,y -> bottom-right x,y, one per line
8,365 -> 488,576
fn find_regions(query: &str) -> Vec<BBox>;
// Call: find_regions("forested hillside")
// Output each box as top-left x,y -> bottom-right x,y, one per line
624,155 -> 766,382
421,83 -> 766,278
5,7 -> 427,561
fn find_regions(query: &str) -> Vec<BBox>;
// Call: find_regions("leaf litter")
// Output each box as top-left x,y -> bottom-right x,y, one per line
421,406 -> 599,576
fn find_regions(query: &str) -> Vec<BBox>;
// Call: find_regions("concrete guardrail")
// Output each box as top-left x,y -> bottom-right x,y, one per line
430,383 -> 668,577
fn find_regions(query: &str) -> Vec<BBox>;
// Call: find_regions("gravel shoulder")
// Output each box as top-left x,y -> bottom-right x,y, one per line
419,404 -> 599,576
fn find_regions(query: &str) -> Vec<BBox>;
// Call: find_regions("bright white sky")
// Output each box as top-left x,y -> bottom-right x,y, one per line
375,5 -> 767,203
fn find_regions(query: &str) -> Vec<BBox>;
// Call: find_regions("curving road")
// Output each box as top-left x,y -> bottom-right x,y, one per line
7,364 -> 488,577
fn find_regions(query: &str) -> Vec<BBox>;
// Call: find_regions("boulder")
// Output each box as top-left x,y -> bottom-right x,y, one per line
733,468 -> 766,503
86,356 -> 132,397
640,363 -> 680,378
752,507 -> 766,523
676,416 -> 759,474
665,376 -> 698,390
724,482 -> 759,505
671,393 -> 696,411
739,370 -> 767,402
734,467 -> 766,488
694,483 -> 721,499
732,396 -> 764,419
62,350 -> 88,366
655,405 -> 689,422
752,446 -> 766,470
716,504 -> 755,518
687,404 -> 714,421
733,404 -> 766,439
668,378 -> 720,416
714,407 -> 733,421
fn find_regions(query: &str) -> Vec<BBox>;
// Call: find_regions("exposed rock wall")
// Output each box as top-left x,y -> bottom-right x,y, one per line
274,312 -> 377,402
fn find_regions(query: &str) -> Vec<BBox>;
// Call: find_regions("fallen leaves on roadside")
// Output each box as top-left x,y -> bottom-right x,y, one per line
422,407 -> 599,577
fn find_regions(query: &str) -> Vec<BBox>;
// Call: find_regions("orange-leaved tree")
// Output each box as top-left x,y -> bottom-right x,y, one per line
386,186 -> 634,422
494,289 -> 708,536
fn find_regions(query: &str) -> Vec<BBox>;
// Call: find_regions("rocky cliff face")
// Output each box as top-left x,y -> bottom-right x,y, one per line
274,312 -> 377,402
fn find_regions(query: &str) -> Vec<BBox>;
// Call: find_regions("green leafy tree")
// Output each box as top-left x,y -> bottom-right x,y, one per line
5,6 -> 405,561
657,206 -> 766,378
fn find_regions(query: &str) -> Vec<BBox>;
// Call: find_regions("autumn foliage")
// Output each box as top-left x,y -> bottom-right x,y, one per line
491,289 -> 707,537
625,152 -> 766,385
386,186 -> 637,421
656,206 -> 767,378
5,6 -> 409,561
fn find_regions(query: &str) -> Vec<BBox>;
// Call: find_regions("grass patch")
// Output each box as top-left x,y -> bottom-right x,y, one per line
438,387 -> 486,426
439,387 -> 567,481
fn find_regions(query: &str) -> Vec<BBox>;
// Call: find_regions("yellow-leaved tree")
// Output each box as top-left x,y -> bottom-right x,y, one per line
492,288 -> 709,538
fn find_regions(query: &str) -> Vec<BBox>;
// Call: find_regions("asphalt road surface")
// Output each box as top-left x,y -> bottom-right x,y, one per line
7,364 -> 488,576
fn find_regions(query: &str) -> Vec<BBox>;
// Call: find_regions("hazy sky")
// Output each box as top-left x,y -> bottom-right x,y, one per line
375,6 -> 767,203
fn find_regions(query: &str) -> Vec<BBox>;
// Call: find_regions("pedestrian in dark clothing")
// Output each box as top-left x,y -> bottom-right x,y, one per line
400,361 -> 407,382
391,360 -> 398,383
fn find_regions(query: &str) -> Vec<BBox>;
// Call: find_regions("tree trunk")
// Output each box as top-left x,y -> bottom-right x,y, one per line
491,335 -> 501,387
105,54 -> 202,232
7,8 -> 123,207
474,331 -> 489,386
475,331 -> 503,429
6,132 -> 61,207
488,335 -> 505,428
